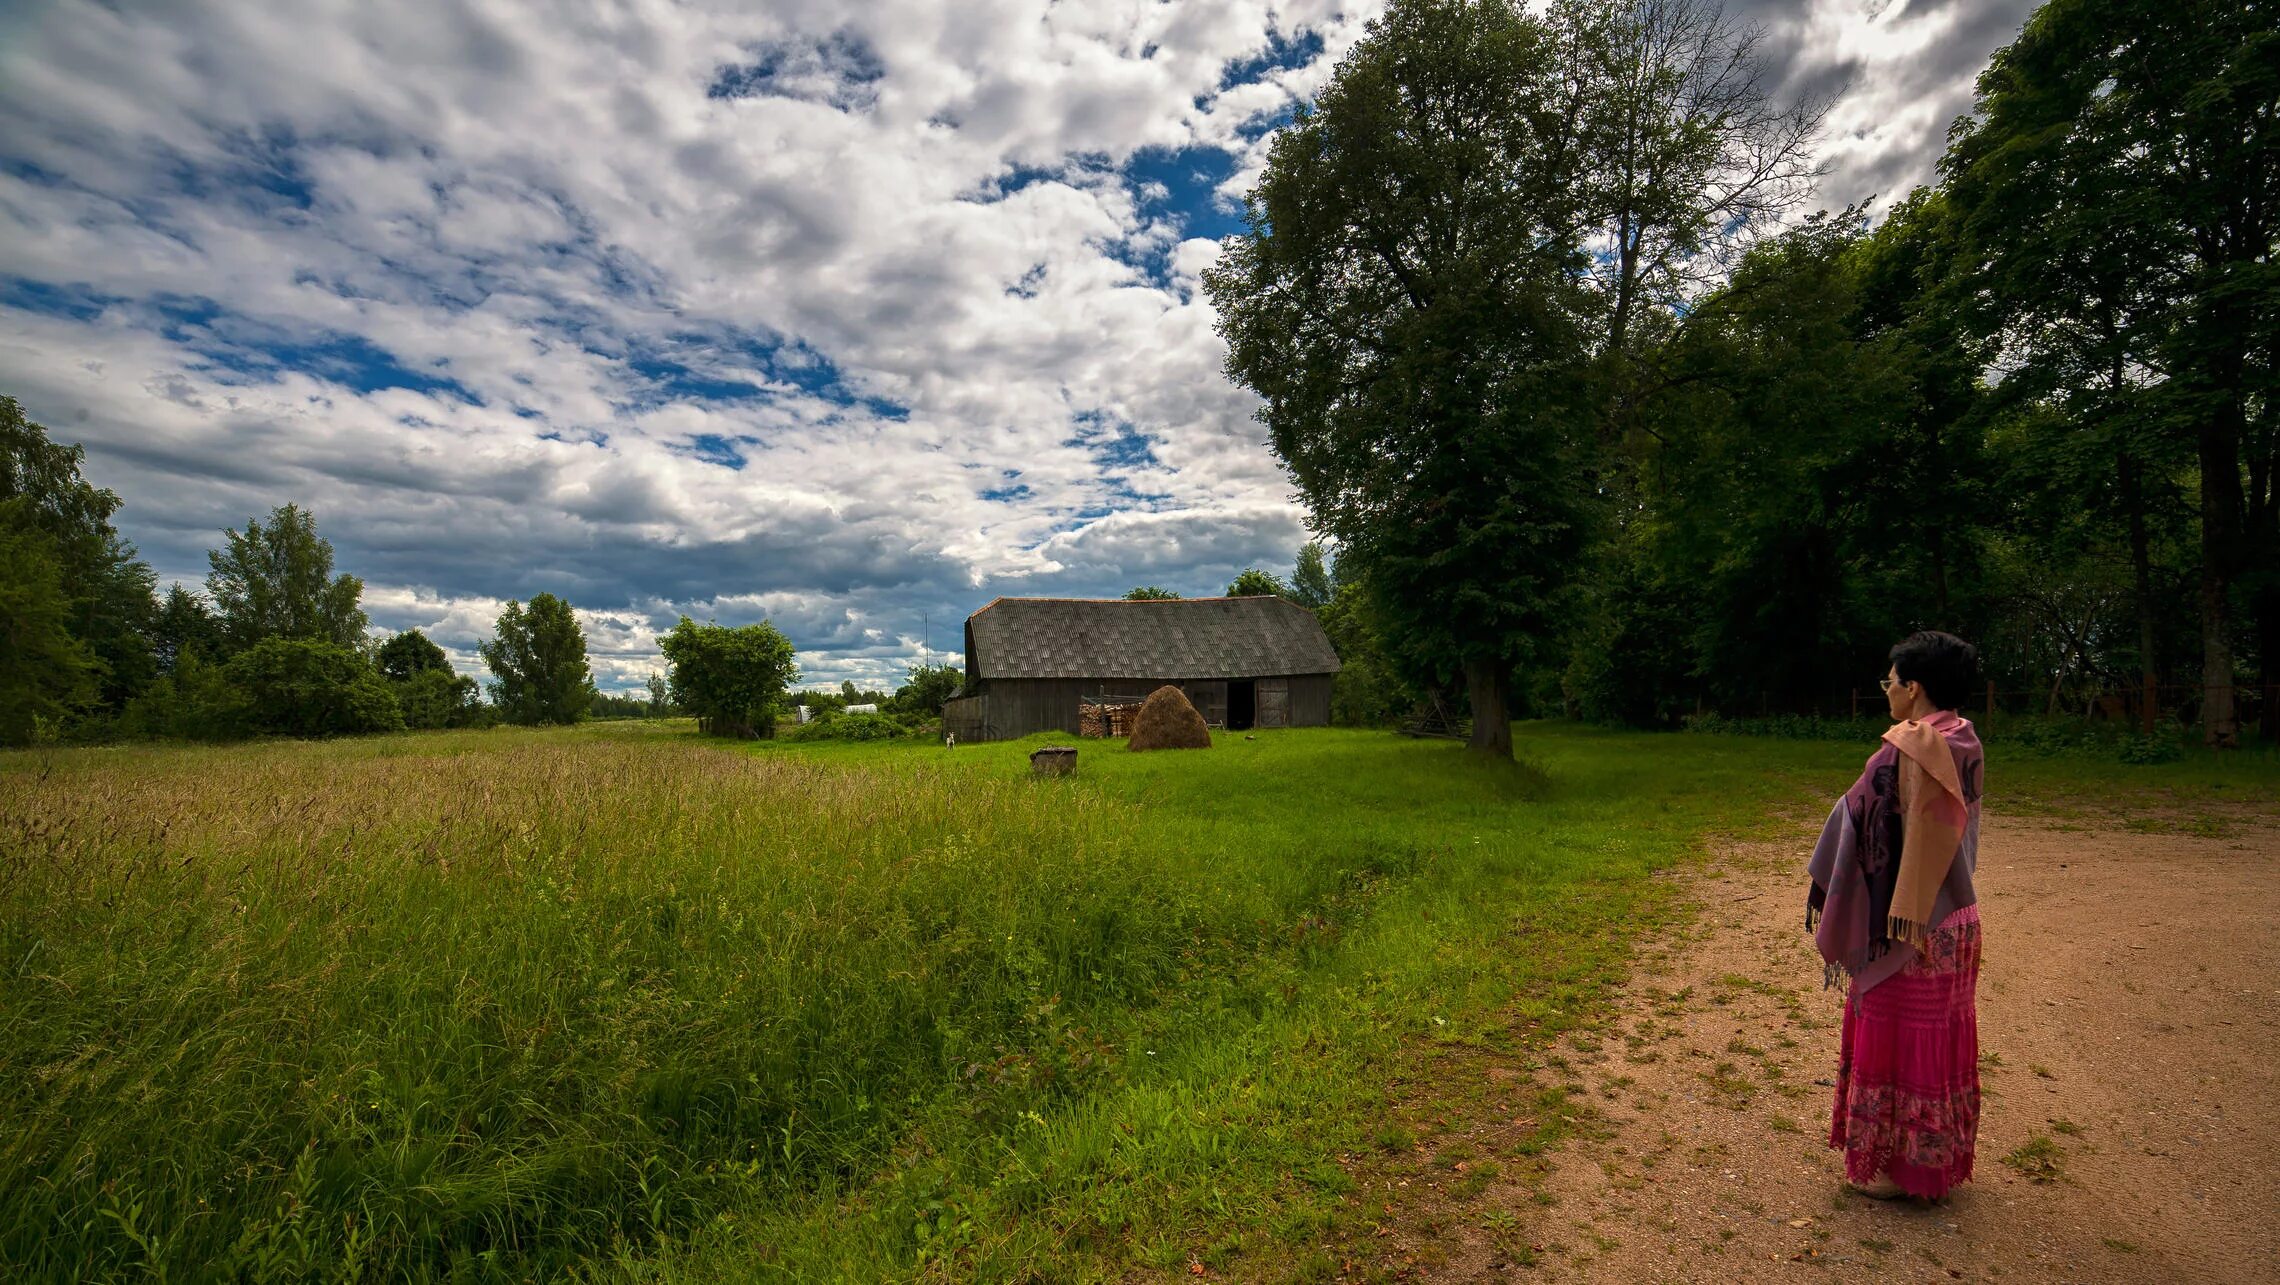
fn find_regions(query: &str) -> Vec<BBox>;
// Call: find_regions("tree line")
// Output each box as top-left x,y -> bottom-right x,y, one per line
1206,0 -> 2277,754
0,397 -> 959,747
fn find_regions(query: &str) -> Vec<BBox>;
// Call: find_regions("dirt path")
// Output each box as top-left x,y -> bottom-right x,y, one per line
1339,809 -> 2280,1283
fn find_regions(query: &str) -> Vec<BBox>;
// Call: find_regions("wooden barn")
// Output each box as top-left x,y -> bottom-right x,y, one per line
940,596 -> 1341,742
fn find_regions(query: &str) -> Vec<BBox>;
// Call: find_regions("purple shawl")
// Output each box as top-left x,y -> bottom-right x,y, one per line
1806,710 -> 1983,992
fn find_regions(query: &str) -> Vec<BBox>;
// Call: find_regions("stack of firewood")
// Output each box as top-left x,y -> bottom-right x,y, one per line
1079,700 -> 1145,738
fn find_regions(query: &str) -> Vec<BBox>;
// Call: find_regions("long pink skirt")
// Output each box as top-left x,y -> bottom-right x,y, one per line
1829,904 -> 1981,1198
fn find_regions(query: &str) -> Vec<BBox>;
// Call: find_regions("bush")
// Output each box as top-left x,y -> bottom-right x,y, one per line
394,666 -> 483,730
1998,718 -> 2186,764
118,653 -> 237,740
1566,570 -> 1699,728
887,664 -> 963,719
220,639 -> 403,738
1318,580 -> 1413,727
122,642 -> 404,741
779,711 -> 915,743
2117,730 -> 2185,765
1679,712 -> 1882,741
1680,710 -> 2196,766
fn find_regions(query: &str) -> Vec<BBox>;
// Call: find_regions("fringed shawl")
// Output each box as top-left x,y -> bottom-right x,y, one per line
1807,710 -> 1983,992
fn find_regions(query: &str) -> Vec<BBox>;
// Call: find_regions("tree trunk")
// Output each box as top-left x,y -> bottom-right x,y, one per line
1464,657 -> 1513,759
2261,594 -> 2280,745
1930,523 -> 1951,622
2197,385 -> 2247,751
2191,256 -> 2255,748
2199,569 -> 2238,749
2118,451 -> 2161,734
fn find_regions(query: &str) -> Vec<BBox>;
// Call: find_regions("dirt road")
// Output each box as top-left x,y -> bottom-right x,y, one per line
1347,810 -> 2280,1283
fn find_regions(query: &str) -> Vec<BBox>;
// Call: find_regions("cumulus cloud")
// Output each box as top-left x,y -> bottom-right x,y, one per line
0,0 -> 2034,689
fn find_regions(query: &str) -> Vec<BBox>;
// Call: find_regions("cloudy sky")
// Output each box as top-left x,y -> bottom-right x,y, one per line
0,0 -> 2038,691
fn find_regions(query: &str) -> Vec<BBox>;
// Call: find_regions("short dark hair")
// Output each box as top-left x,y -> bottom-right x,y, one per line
1889,631 -> 1979,711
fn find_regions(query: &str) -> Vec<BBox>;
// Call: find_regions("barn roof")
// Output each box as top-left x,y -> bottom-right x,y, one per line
965,596 -> 1341,681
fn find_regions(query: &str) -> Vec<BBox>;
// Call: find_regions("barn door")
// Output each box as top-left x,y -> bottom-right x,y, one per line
1257,678 -> 1289,728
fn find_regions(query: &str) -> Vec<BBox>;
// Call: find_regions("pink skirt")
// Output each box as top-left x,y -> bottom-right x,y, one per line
1828,904 -> 1981,1198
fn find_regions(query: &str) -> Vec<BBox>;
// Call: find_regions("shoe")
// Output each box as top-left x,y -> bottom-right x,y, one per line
1846,1177 -> 1907,1200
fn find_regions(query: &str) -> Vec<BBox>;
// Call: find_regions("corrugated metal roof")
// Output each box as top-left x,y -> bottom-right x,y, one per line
966,596 -> 1341,680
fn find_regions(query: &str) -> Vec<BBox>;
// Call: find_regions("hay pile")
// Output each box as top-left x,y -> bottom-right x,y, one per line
1127,685 -> 1212,751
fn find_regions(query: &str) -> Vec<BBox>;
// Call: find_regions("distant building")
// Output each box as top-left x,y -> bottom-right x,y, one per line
940,596 -> 1341,742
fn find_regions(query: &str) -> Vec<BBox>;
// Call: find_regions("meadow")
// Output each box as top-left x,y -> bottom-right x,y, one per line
2,723 -> 2268,1282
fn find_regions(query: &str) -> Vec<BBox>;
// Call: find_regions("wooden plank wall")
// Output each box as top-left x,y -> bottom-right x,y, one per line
955,674 -> 1333,740
1286,673 -> 1334,727
941,694 -> 987,742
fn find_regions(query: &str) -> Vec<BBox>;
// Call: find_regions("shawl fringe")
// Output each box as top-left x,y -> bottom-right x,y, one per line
1887,914 -> 1932,951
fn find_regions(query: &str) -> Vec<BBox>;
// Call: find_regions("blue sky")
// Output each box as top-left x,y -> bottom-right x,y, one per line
0,0 -> 2036,690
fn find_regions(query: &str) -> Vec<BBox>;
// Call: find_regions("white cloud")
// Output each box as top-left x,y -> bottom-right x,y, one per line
0,0 -> 2033,689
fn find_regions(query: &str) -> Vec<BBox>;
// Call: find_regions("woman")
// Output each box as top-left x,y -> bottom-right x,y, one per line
1807,630 -> 1985,1201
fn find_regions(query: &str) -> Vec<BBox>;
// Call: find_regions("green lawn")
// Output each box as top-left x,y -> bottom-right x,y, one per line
0,722 -> 2265,1282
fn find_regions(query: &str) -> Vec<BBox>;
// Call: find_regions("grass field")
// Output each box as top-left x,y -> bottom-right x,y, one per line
2,722 -> 2268,1282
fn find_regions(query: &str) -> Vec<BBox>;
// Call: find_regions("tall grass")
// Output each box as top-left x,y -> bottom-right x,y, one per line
4,732 -> 1244,1277
9,723 -> 2249,1279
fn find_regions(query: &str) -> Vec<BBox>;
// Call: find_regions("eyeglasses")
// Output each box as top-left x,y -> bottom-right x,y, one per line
1879,676 -> 1911,693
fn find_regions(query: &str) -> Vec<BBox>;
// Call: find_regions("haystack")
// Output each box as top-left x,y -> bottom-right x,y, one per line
1128,685 -> 1212,751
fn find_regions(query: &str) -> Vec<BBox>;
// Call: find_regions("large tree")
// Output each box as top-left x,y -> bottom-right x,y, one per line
1289,541 -> 1336,609
480,594 -> 595,726
1566,0 -> 1830,438
0,396 -> 157,708
205,504 -> 368,653
149,585 -> 223,675
1946,0 -> 2280,746
378,628 -> 476,728
1611,212 -> 1931,716
0,504 -> 100,743
659,617 -> 797,738
1225,568 -> 1292,599
376,628 -> 451,682
890,662 -> 963,719
1207,0 -> 1598,757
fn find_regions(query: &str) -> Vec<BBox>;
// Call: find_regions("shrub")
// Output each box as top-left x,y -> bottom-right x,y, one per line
2117,730 -> 2184,765
118,652 -> 239,740
780,710 -> 913,743
887,663 -> 963,719
220,638 -> 403,738
394,666 -> 483,730
1679,712 -> 1882,741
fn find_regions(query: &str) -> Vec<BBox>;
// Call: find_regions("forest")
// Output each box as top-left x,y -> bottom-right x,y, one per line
1209,0 -> 2276,752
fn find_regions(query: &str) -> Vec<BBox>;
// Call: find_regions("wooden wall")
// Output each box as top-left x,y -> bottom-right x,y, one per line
950,673 -> 1335,741
1286,674 -> 1334,727
941,693 -> 987,742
